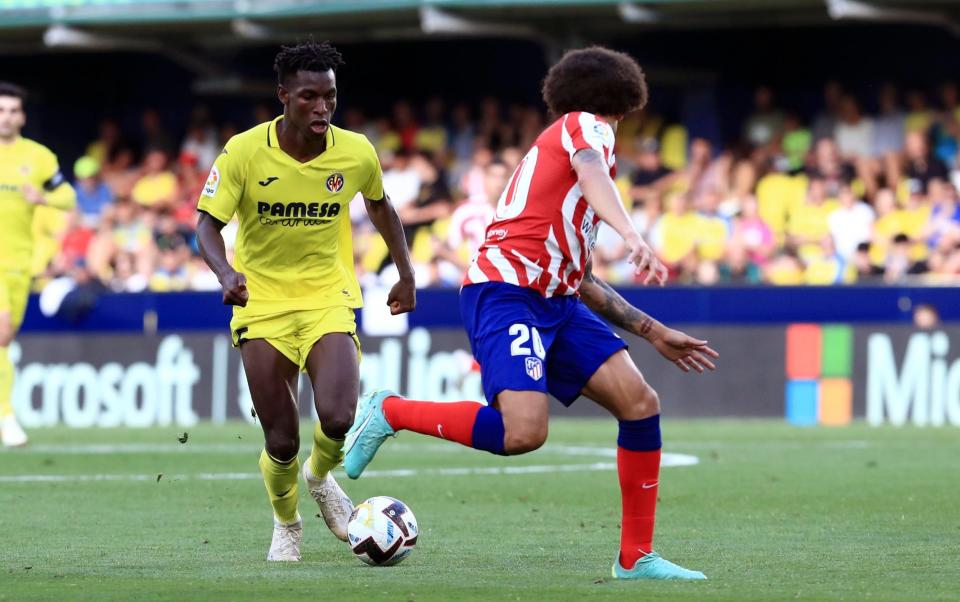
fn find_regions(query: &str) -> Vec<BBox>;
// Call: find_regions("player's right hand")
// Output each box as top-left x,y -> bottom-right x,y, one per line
624,233 -> 668,286
220,270 -> 249,307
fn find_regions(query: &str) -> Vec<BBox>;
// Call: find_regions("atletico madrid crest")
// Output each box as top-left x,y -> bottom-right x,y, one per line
525,357 -> 543,381
326,172 -> 345,193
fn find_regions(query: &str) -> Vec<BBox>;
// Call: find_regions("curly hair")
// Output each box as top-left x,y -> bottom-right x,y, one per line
542,47 -> 647,117
0,81 -> 26,102
273,40 -> 345,84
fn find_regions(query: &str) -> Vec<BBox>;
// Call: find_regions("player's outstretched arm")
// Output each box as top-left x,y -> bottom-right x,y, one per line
365,194 -> 416,315
579,260 -> 718,373
571,148 -> 667,286
196,211 -> 247,307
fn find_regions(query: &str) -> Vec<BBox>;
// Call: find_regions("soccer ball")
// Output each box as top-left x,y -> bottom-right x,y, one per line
347,496 -> 419,566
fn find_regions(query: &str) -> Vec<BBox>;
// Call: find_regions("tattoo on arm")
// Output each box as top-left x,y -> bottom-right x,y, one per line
572,149 -> 605,170
582,261 -> 659,339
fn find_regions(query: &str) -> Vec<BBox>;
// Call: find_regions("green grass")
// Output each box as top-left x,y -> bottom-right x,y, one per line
1,419 -> 958,601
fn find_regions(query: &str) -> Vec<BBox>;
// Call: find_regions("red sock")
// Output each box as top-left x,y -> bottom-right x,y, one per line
382,397 -> 506,454
618,447 -> 661,569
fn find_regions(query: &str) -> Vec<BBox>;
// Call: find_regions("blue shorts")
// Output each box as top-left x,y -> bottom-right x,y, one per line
460,282 -> 628,406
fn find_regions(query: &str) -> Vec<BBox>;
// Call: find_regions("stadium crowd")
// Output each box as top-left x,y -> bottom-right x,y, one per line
34,83 -> 960,295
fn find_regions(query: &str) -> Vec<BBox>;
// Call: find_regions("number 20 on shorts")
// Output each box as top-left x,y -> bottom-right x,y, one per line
509,323 -> 545,359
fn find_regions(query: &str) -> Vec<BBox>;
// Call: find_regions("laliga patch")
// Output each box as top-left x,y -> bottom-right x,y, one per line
326,172 -> 345,193
202,165 -> 220,197
593,121 -> 614,146
525,357 -> 543,381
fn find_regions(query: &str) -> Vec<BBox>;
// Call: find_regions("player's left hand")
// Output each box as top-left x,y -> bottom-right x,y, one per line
650,327 -> 719,374
387,278 -> 416,315
21,184 -> 45,205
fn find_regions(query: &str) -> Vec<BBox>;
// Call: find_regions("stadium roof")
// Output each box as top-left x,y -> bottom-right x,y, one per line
3,0 -> 960,39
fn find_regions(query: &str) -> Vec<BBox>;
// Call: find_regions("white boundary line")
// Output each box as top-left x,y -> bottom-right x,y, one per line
0,453 -> 699,483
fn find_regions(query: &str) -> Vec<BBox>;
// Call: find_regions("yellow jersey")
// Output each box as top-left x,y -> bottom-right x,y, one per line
198,117 -> 384,317
0,136 -> 76,272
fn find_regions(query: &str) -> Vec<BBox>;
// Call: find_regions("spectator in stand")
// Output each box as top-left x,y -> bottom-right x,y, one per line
743,85 -> 784,149
140,108 -> 173,156
935,82 -> 960,166
780,113 -> 812,173
72,156 -> 114,227
853,242 -> 884,282
870,187 -> 906,267
904,89 -> 934,134
904,130 -> 949,195
100,145 -> 139,200
720,159 -> 757,218
812,81 -> 844,141
149,247 -> 190,292
179,118 -> 219,170
381,149 -> 423,218
694,187 -> 731,266
85,118 -> 123,167
57,210 -> 96,272
873,84 -> 906,156
650,192 -> 699,278
885,233 -> 928,282
925,179 -> 960,250
393,100 -> 419,151
449,102 -> 476,165
788,178 -> 837,262
441,159 -> 508,273
807,138 -> 854,198
459,145 -> 494,203
764,247 -> 805,285
828,183 -> 875,260
805,236 -> 854,285
173,152 -> 207,225
629,137 -> 673,205
131,149 -> 179,209
415,97 -> 448,154
834,94 -> 874,161
108,251 -> 148,293
873,84 -> 906,188
730,194 -> 774,264
720,242 -> 763,284
86,198 -> 154,283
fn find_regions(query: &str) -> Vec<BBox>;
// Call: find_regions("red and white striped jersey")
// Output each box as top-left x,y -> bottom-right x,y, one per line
463,111 -> 617,297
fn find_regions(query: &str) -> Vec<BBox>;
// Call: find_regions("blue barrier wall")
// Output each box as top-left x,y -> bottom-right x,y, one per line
20,286 -> 960,333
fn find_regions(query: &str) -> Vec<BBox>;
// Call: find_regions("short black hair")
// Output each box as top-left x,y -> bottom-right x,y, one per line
542,47 -> 647,117
0,81 -> 26,102
273,41 -> 344,85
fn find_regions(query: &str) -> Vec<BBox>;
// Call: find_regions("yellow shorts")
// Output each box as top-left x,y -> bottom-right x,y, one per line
0,271 -> 31,333
230,305 -> 361,372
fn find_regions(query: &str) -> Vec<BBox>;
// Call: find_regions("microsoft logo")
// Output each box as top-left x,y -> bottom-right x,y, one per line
785,324 -> 853,426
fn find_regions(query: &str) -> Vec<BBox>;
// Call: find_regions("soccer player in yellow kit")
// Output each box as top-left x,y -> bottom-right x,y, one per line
196,42 -> 415,561
0,82 -> 76,447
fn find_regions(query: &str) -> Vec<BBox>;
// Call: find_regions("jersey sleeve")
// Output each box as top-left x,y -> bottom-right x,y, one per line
359,138 -> 385,201
37,147 -> 76,211
197,138 -> 244,223
561,112 -> 616,163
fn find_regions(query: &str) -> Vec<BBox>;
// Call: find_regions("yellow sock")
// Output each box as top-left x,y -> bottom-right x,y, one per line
258,449 -> 300,525
308,422 -> 344,479
0,346 -> 13,420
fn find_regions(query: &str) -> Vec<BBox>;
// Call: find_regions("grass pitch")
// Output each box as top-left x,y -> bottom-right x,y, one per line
1,419 -> 957,601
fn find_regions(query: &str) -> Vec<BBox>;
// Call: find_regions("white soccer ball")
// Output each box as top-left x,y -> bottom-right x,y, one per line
347,496 -> 419,566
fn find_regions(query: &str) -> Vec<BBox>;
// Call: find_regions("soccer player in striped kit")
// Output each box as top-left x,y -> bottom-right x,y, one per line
344,47 -> 718,580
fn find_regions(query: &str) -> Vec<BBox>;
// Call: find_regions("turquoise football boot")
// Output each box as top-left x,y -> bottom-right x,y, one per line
612,552 -> 707,580
342,390 -> 397,479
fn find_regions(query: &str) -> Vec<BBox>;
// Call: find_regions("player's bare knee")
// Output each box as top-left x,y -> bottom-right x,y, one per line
265,432 -> 300,462
503,423 -> 548,455
634,383 -> 660,418
0,324 -> 13,346
317,407 -> 354,440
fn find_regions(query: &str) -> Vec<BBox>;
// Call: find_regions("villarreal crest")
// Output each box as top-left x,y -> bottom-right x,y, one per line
326,172 -> 344,193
